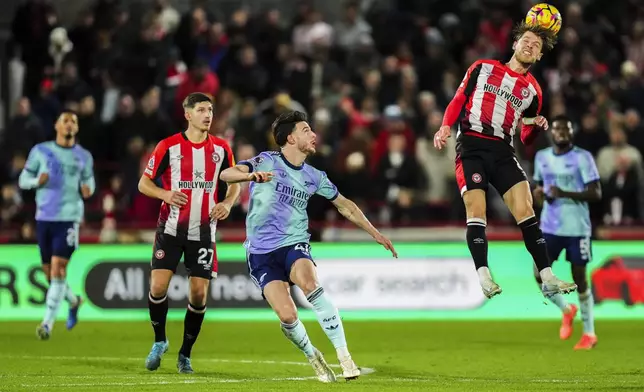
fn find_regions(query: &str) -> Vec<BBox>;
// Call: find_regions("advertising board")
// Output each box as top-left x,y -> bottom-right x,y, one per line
1,242 -> 643,320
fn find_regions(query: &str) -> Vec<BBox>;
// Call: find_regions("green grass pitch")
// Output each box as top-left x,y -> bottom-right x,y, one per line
0,320 -> 642,391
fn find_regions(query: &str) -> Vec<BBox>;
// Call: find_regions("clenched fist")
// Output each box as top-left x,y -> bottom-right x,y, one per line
248,172 -> 273,183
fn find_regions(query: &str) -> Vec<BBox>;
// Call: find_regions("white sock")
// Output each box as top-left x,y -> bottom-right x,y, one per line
43,278 -> 66,330
579,289 -> 596,335
281,319 -> 316,358
65,283 -> 79,307
545,293 -> 570,312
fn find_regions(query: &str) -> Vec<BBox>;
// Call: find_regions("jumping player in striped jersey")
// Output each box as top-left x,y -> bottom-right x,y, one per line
533,115 -> 601,350
220,111 -> 397,383
138,92 -> 241,373
434,22 -> 577,299
19,111 -> 95,340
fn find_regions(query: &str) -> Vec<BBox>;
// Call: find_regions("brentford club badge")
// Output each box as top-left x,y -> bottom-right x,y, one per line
155,249 -> 165,259
521,88 -> 530,98
212,152 -> 220,163
472,173 -> 482,183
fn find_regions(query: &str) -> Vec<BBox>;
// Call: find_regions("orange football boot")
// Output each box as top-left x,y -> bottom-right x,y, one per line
559,304 -> 578,340
574,334 -> 598,350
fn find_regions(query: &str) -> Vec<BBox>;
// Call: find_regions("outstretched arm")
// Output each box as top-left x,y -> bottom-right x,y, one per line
220,164 -> 273,184
331,194 -> 398,257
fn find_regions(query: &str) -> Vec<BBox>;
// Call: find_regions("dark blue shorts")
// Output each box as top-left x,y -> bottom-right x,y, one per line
543,233 -> 592,266
36,221 -> 79,264
246,243 -> 315,292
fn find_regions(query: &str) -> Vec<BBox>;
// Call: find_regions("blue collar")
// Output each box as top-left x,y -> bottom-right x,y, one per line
279,153 -> 303,171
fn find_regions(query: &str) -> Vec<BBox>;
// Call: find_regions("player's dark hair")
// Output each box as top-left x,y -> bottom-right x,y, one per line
272,111 -> 308,147
513,22 -> 557,52
182,92 -> 212,109
551,114 -> 572,125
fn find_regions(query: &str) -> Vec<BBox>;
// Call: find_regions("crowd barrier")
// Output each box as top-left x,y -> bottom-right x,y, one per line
1,242 -> 642,321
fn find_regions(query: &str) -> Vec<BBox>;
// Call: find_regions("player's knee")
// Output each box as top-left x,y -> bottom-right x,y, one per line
189,285 -> 208,307
299,280 -> 319,297
463,192 -> 486,219
50,257 -> 68,278
150,280 -> 169,297
275,304 -> 298,325
512,202 -> 535,223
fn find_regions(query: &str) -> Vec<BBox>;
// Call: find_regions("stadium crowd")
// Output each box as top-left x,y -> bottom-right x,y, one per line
2,0 -> 644,239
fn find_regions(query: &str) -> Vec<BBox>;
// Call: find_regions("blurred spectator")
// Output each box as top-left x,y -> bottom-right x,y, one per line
197,22 -> 229,73
55,61 -> 91,104
14,222 -> 37,244
603,154 -> 641,225
225,45 -> 268,100
574,113 -> 609,157
77,95 -> 101,157
175,59 -> 220,120
334,1 -> 372,55
31,79 -> 62,137
292,10 -> 333,57
1,184 -> 24,226
416,111 -> 456,203
624,109 -> 644,156
105,94 -> 138,161
133,87 -> 173,142
597,126 -> 643,180
2,98 -> 45,156
371,104 -> 415,172
374,132 -> 423,223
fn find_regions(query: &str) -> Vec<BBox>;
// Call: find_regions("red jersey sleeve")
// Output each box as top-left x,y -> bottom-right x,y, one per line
144,140 -> 170,180
442,60 -> 484,127
520,78 -> 543,146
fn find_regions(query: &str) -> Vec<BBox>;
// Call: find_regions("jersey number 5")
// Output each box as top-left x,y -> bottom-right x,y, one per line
66,226 -> 78,248
198,248 -> 214,265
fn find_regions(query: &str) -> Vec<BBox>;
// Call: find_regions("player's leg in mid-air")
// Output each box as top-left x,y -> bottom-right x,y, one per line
495,159 -> 577,296
145,233 -> 181,371
566,237 -> 597,350
36,222 -> 82,340
533,234 -> 576,340
174,240 -> 217,373
456,154 -> 501,298
248,246 -> 336,383
288,244 -> 360,380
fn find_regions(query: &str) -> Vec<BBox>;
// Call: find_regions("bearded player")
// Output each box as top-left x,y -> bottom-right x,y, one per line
434,22 -> 577,299
220,111 -> 397,382
533,115 -> 600,350
138,92 -> 240,373
19,111 -> 94,339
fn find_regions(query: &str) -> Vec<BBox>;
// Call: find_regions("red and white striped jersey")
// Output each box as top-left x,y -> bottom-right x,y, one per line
453,59 -> 542,147
144,132 -> 234,242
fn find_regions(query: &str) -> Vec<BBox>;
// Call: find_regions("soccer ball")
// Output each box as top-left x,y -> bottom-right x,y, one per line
525,3 -> 562,34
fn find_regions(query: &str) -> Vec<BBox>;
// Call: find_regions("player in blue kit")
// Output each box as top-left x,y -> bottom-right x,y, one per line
220,111 -> 397,383
19,111 -> 95,340
532,115 -> 601,350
